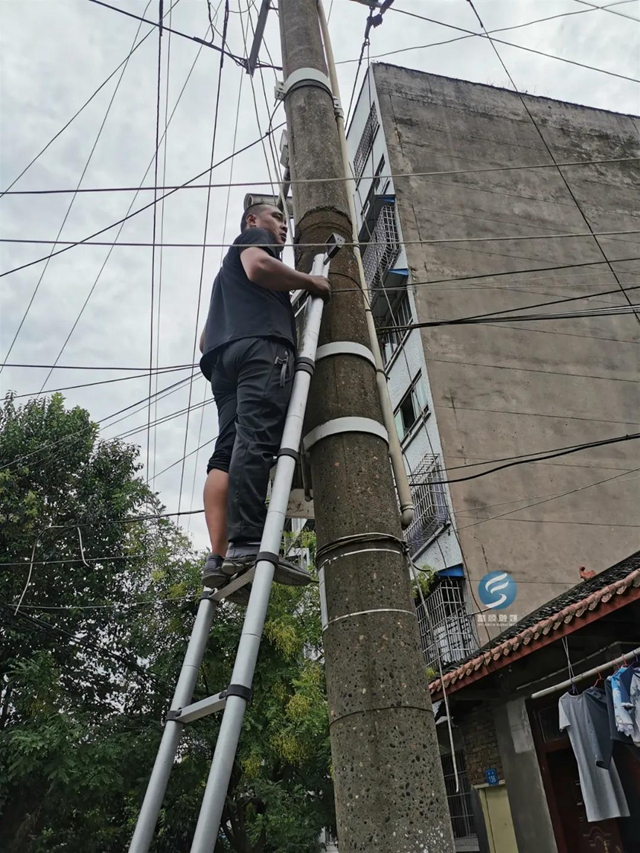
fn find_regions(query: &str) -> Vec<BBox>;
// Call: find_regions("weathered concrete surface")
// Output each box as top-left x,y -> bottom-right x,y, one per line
279,8 -> 455,851
494,700 -> 558,853
375,64 -> 640,631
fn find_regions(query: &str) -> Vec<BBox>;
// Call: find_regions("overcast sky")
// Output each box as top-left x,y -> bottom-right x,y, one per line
1,0 -> 639,552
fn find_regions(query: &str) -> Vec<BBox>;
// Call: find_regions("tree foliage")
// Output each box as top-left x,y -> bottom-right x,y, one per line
0,394 -> 334,852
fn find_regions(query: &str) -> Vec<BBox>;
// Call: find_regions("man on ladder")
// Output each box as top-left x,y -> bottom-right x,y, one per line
198,202 -> 331,601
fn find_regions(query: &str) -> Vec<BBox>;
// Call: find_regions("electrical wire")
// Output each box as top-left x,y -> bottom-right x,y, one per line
375,284 -> 640,338
176,0 -> 229,514
9,364 -> 193,399
147,0 -> 165,479
2,604 -> 174,697
1,361 -> 195,371
360,3 -> 640,83
2,555 -> 144,568
354,45 -> 491,645
457,466 -> 640,533
186,40 -> 247,527
463,0 -> 640,325
6,228 -> 637,250
377,303 -> 640,333
86,0 -> 253,66
112,398 -> 213,443
0,0 -> 154,374
0,0 -> 182,196
152,434 -> 217,483
0,124 -> 285,280
153,0 -> 174,481
350,0 -> 640,71
34,18 -> 220,394
411,432 -> 640,487
239,3 -> 278,195
573,0 -> 640,23
0,373 -> 194,473
5,155 -> 637,195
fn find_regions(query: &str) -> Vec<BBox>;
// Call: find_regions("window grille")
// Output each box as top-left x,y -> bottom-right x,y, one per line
361,202 -> 400,291
377,291 -> 413,365
353,104 -> 379,180
441,750 -> 477,840
416,578 -> 477,671
405,454 -> 449,553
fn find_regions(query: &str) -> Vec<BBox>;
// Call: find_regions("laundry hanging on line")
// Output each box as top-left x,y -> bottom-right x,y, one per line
558,660 -> 640,823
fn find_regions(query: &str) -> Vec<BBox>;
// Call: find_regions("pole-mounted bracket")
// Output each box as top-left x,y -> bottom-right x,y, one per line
316,341 -> 376,369
275,67 -> 339,111
303,416 -> 388,452
325,232 -> 345,260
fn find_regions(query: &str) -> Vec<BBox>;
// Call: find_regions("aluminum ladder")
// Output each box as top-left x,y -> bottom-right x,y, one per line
129,235 -> 343,853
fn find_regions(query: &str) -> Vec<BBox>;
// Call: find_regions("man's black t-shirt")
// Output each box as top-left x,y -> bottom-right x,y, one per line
199,228 -> 297,381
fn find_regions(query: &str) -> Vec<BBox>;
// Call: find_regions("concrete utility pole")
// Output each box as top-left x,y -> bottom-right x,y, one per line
278,2 -> 455,850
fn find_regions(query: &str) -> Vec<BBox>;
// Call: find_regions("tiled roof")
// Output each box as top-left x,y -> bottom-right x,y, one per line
429,550 -> 640,698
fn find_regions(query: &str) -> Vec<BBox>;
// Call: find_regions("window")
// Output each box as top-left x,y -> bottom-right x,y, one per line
377,291 -> 413,365
360,155 -> 387,222
415,577 -> 477,670
441,750 -> 477,841
405,453 -> 448,551
373,155 -> 385,190
361,201 -> 400,290
353,104 -> 379,180
394,374 -> 428,442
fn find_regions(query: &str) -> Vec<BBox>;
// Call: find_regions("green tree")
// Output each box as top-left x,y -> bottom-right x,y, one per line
0,394 -> 334,852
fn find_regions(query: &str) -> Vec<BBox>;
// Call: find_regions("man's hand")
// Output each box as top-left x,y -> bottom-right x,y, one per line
306,275 -> 331,302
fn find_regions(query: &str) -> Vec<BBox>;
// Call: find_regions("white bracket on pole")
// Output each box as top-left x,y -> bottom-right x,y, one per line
275,67 -> 339,111
303,416 -> 388,452
316,341 -> 376,369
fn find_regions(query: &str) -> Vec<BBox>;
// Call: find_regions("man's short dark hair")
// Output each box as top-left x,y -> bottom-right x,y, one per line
240,202 -> 273,232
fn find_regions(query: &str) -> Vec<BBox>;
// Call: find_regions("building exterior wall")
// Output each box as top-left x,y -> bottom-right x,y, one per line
369,63 -> 640,632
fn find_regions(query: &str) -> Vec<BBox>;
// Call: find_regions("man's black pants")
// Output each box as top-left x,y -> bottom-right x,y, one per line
206,337 -> 294,545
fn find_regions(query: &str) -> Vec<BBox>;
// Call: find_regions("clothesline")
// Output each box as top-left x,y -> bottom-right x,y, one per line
531,646 -> 640,700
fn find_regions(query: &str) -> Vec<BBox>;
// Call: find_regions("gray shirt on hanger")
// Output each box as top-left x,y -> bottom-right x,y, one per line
559,690 -> 630,822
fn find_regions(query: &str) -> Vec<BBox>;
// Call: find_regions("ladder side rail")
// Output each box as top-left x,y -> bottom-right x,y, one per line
129,597 -> 218,853
189,255 -> 328,853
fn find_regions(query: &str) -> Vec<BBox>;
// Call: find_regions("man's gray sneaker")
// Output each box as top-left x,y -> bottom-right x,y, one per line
202,553 -> 251,606
222,549 -> 311,587
202,553 -> 227,589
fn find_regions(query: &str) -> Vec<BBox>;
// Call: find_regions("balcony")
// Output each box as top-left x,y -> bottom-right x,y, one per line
404,454 -> 449,554
361,199 -> 400,292
416,577 -> 478,671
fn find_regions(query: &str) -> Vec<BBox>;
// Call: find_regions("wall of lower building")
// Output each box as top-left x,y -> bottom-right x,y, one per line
494,699 -> 558,853
458,703 -> 518,853
374,63 -> 640,631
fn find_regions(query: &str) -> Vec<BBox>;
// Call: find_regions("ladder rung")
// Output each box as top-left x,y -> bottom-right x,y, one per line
211,566 -> 256,603
172,692 -> 227,724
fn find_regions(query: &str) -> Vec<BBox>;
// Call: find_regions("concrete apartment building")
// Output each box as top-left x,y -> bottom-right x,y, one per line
346,63 -> 640,664
342,64 -> 639,852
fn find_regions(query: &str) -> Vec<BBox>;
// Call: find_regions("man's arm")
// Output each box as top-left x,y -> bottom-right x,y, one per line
240,248 -> 331,301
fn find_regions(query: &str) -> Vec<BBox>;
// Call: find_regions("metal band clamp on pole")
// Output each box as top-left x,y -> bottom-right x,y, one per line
315,341 -> 376,368
303,416 -> 388,452
275,67 -> 334,102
